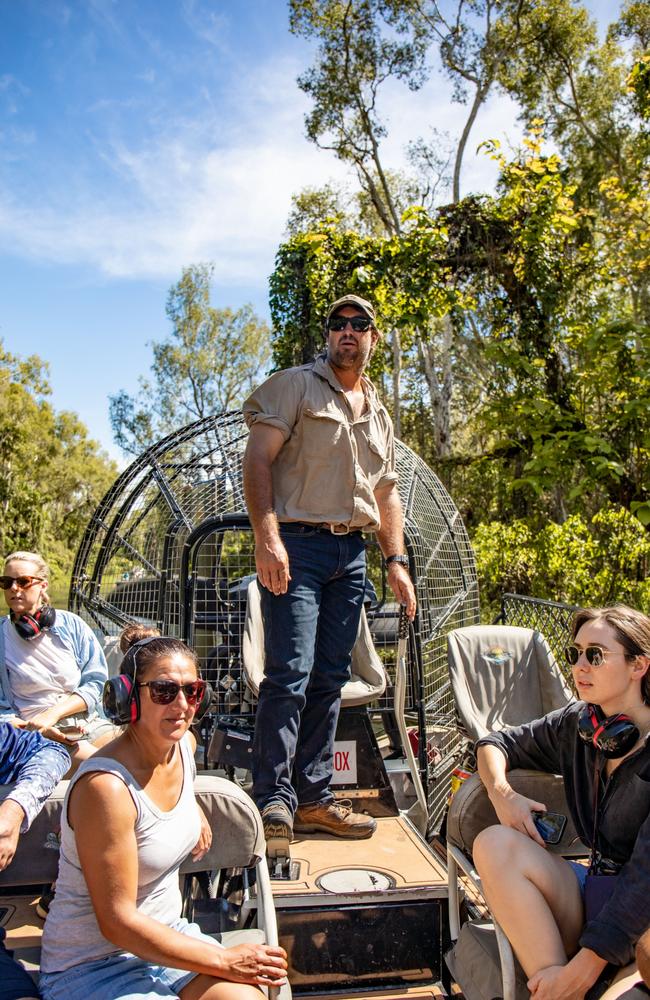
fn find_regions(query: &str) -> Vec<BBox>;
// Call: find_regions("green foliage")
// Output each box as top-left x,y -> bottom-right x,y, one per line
0,341 -> 117,587
269,219 -> 462,376
110,264 -> 271,455
273,0 -> 650,614
474,507 -> 650,619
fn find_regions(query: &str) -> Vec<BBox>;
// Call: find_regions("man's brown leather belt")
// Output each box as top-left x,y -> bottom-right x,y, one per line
289,521 -> 359,535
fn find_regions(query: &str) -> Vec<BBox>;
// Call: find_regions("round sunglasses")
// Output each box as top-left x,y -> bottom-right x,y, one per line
564,644 -> 610,667
137,679 -> 206,705
0,575 -> 44,591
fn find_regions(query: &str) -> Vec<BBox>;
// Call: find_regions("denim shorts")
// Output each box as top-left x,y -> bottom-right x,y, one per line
569,859 -> 588,896
39,918 -> 223,1000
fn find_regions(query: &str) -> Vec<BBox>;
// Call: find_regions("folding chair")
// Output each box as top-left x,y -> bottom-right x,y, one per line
444,624 -> 577,1000
240,578 -> 386,707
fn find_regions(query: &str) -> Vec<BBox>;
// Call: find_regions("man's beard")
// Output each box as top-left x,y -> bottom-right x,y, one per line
328,340 -> 372,373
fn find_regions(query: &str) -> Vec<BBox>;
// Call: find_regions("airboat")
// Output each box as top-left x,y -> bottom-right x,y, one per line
0,411 -> 591,1000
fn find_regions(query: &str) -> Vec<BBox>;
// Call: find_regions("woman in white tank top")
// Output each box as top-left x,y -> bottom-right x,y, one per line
40,631 -> 287,1000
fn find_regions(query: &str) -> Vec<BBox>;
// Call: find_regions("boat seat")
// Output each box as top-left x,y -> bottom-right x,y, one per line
447,623 -> 574,742
446,769 -> 586,1000
0,773 -> 271,884
241,578 -> 386,706
3,774 -> 289,999
102,634 -> 124,678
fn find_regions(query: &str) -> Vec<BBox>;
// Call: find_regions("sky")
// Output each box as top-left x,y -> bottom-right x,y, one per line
0,0 -> 615,465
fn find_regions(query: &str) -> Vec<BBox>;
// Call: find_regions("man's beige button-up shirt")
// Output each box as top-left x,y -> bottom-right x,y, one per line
243,355 -> 397,532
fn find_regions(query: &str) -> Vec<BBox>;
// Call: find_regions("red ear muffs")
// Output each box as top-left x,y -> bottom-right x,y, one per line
577,703 -> 639,759
193,681 -> 213,723
102,675 -> 141,725
11,605 -> 56,641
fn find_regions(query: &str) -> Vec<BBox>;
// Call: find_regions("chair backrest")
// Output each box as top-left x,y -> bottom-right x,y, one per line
447,769 -> 585,857
242,578 -> 386,706
447,624 -> 574,742
0,773 -> 265,886
102,635 -> 124,678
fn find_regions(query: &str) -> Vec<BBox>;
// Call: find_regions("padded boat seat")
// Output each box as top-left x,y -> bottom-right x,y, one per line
446,769 -> 587,1000
102,634 -> 124,679
0,773 -> 265,886
447,768 -> 584,858
242,578 -> 386,707
447,624 -> 574,742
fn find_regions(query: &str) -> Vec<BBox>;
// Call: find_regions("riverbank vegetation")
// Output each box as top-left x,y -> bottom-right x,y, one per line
267,0 -> 649,616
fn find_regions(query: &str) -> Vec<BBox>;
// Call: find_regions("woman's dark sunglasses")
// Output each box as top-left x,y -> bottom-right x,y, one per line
138,679 -> 206,705
564,644 -> 607,667
0,575 -> 44,590
328,316 -> 372,332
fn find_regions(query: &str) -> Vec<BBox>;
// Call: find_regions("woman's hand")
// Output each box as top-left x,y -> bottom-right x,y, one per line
191,806 -> 212,861
528,949 -> 607,1000
489,786 -> 548,847
528,964 -> 584,1000
218,943 -> 288,985
24,706 -> 65,733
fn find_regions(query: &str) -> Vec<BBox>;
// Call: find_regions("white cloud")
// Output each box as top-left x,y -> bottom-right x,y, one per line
0,49 -> 525,286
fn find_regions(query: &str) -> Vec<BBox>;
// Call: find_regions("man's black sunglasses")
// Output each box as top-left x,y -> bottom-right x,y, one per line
328,316 -> 372,333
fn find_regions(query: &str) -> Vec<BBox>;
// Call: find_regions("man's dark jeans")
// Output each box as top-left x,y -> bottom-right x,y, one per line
252,524 -> 366,816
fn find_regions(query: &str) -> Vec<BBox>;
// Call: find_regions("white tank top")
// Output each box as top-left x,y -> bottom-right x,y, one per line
41,735 -> 201,973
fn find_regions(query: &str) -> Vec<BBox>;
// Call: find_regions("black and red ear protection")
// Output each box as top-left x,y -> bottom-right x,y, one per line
102,636 -> 210,727
102,636 -> 158,725
193,681 -> 213,723
11,605 -> 56,641
103,672 -> 141,725
577,703 -> 639,759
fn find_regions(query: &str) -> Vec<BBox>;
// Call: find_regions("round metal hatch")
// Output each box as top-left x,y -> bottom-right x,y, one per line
317,868 -> 395,893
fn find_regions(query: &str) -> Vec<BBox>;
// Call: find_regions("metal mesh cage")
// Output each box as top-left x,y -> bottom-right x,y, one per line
499,593 -> 578,684
70,411 -> 479,828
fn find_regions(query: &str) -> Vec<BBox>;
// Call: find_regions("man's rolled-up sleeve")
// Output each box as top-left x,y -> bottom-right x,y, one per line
243,370 -> 304,441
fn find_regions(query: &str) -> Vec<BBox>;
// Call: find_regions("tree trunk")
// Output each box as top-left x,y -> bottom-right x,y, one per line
391,327 -> 401,437
417,315 -> 453,460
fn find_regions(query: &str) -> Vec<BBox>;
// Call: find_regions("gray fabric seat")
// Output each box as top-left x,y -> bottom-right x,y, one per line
446,770 -> 586,1000
447,623 -> 574,741
242,578 -> 386,706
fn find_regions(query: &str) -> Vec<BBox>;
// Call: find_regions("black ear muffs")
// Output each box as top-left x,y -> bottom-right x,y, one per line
102,674 -> 141,725
11,604 -> 56,641
578,703 -> 639,759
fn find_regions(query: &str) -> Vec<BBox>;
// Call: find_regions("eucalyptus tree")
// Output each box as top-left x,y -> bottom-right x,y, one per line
109,264 -> 271,456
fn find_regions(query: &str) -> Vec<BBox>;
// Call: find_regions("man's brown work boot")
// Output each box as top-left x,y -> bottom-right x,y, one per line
293,799 -> 377,839
261,803 -> 293,861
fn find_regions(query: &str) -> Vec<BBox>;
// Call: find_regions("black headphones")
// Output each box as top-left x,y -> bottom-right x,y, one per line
577,703 -> 640,759
102,636 -> 212,726
11,604 -> 56,641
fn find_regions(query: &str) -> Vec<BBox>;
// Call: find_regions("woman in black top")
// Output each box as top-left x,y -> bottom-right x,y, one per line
474,604 -> 650,1000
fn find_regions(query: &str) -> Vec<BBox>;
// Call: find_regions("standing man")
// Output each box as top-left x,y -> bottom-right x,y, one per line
243,293 -> 416,859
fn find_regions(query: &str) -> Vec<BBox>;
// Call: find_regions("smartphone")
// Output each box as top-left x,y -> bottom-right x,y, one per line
56,724 -> 87,743
533,810 -> 567,845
